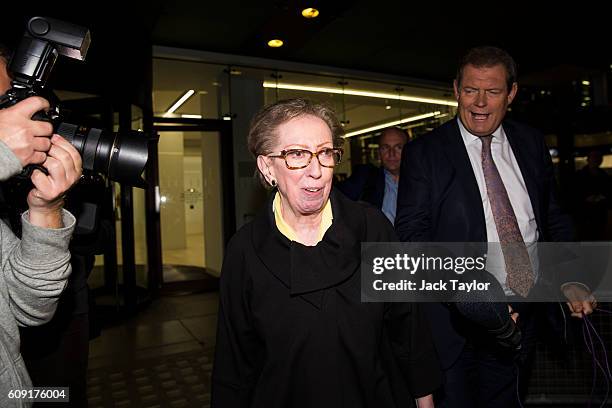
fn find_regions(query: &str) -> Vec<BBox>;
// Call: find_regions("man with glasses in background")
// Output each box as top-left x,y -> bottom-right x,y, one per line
337,126 -> 408,223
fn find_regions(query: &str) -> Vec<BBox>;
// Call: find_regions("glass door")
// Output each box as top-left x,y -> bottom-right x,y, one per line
146,117 -> 234,295
157,130 -> 223,292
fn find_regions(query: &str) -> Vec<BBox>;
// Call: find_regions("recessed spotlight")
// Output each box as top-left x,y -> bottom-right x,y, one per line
229,68 -> 242,76
198,90 -> 208,95
582,80 -> 591,86
385,105 -> 392,110
268,39 -> 284,48
302,8 -> 320,18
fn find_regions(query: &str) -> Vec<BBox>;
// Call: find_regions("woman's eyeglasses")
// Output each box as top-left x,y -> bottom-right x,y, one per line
268,148 -> 343,170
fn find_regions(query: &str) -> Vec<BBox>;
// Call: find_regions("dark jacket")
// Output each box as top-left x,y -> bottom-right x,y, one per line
336,164 -> 385,209
212,189 -> 440,408
395,118 -> 573,368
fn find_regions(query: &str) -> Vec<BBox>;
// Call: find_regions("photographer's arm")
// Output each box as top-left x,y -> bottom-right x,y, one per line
1,205 -> 75,326
7,134 -> 82,325
0,101 -> 82,326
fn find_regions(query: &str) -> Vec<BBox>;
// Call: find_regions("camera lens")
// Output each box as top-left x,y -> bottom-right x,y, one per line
56,122 -> 150,188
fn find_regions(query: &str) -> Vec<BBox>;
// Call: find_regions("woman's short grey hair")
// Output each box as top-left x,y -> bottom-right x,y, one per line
248,98 -> 345,188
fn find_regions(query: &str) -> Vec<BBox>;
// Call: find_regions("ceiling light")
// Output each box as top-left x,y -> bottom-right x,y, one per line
268,39 -> 284,48
344,111 -> 441,138
181,114 -> 202,119
198,90 -> 208,95
385,105 -> 392,110
582,80 -> 591,86
302,8 -> 320,18
164,90 -> 195,117
262,82 -> 457,106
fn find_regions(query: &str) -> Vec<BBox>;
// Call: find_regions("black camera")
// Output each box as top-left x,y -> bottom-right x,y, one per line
0,16 -> 151,188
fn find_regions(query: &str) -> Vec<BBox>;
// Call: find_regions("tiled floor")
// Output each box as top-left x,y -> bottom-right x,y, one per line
87,292 -> 218,407
85,290 -> 612,407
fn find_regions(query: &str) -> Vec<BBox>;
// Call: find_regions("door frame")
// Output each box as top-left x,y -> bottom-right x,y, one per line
147,116 -> 235,295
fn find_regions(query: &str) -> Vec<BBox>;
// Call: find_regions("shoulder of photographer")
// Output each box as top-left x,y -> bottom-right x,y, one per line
0,96 -> 53,180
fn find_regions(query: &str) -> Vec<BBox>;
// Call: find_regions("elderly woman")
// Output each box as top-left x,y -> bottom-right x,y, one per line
211,98 -> 440,407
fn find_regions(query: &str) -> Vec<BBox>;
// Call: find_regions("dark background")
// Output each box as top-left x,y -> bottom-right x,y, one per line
3,1 -> 612,100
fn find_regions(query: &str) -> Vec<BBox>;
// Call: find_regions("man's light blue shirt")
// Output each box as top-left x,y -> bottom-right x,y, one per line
382,169 -> 398,224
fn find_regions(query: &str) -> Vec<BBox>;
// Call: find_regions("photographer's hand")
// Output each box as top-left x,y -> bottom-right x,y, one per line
0,96 -> 53,165
27,134 -> 82,228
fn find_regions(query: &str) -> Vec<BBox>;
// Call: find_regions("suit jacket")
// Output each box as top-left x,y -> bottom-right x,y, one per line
212,189 -> 440,407
395,118 -> 573,368
336,164 -> 385,209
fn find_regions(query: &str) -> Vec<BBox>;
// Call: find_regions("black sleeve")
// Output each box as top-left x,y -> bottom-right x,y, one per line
384,302 -> 442,398
364,203 -> 398,242
336,164 -> 374,201
369,202 -> 441,397
211,235 -> 263,408
395,140 -> 432,242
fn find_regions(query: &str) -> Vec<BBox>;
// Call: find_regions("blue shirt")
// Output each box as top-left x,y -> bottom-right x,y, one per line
381,169 -> 398,224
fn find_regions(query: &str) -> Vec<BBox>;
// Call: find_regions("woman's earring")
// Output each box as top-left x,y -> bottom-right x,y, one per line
270,179 -> 277,187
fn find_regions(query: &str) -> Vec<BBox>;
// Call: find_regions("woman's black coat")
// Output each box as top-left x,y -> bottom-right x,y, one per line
211,189 -> 440,408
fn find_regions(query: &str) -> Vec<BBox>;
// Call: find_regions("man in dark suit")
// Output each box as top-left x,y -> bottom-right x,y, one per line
395,46 -> 596,407
337,127 -> 407,223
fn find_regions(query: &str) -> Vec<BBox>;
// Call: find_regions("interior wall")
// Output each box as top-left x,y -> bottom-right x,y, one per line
183,156 -> 205,236
158,132 -> 187,250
